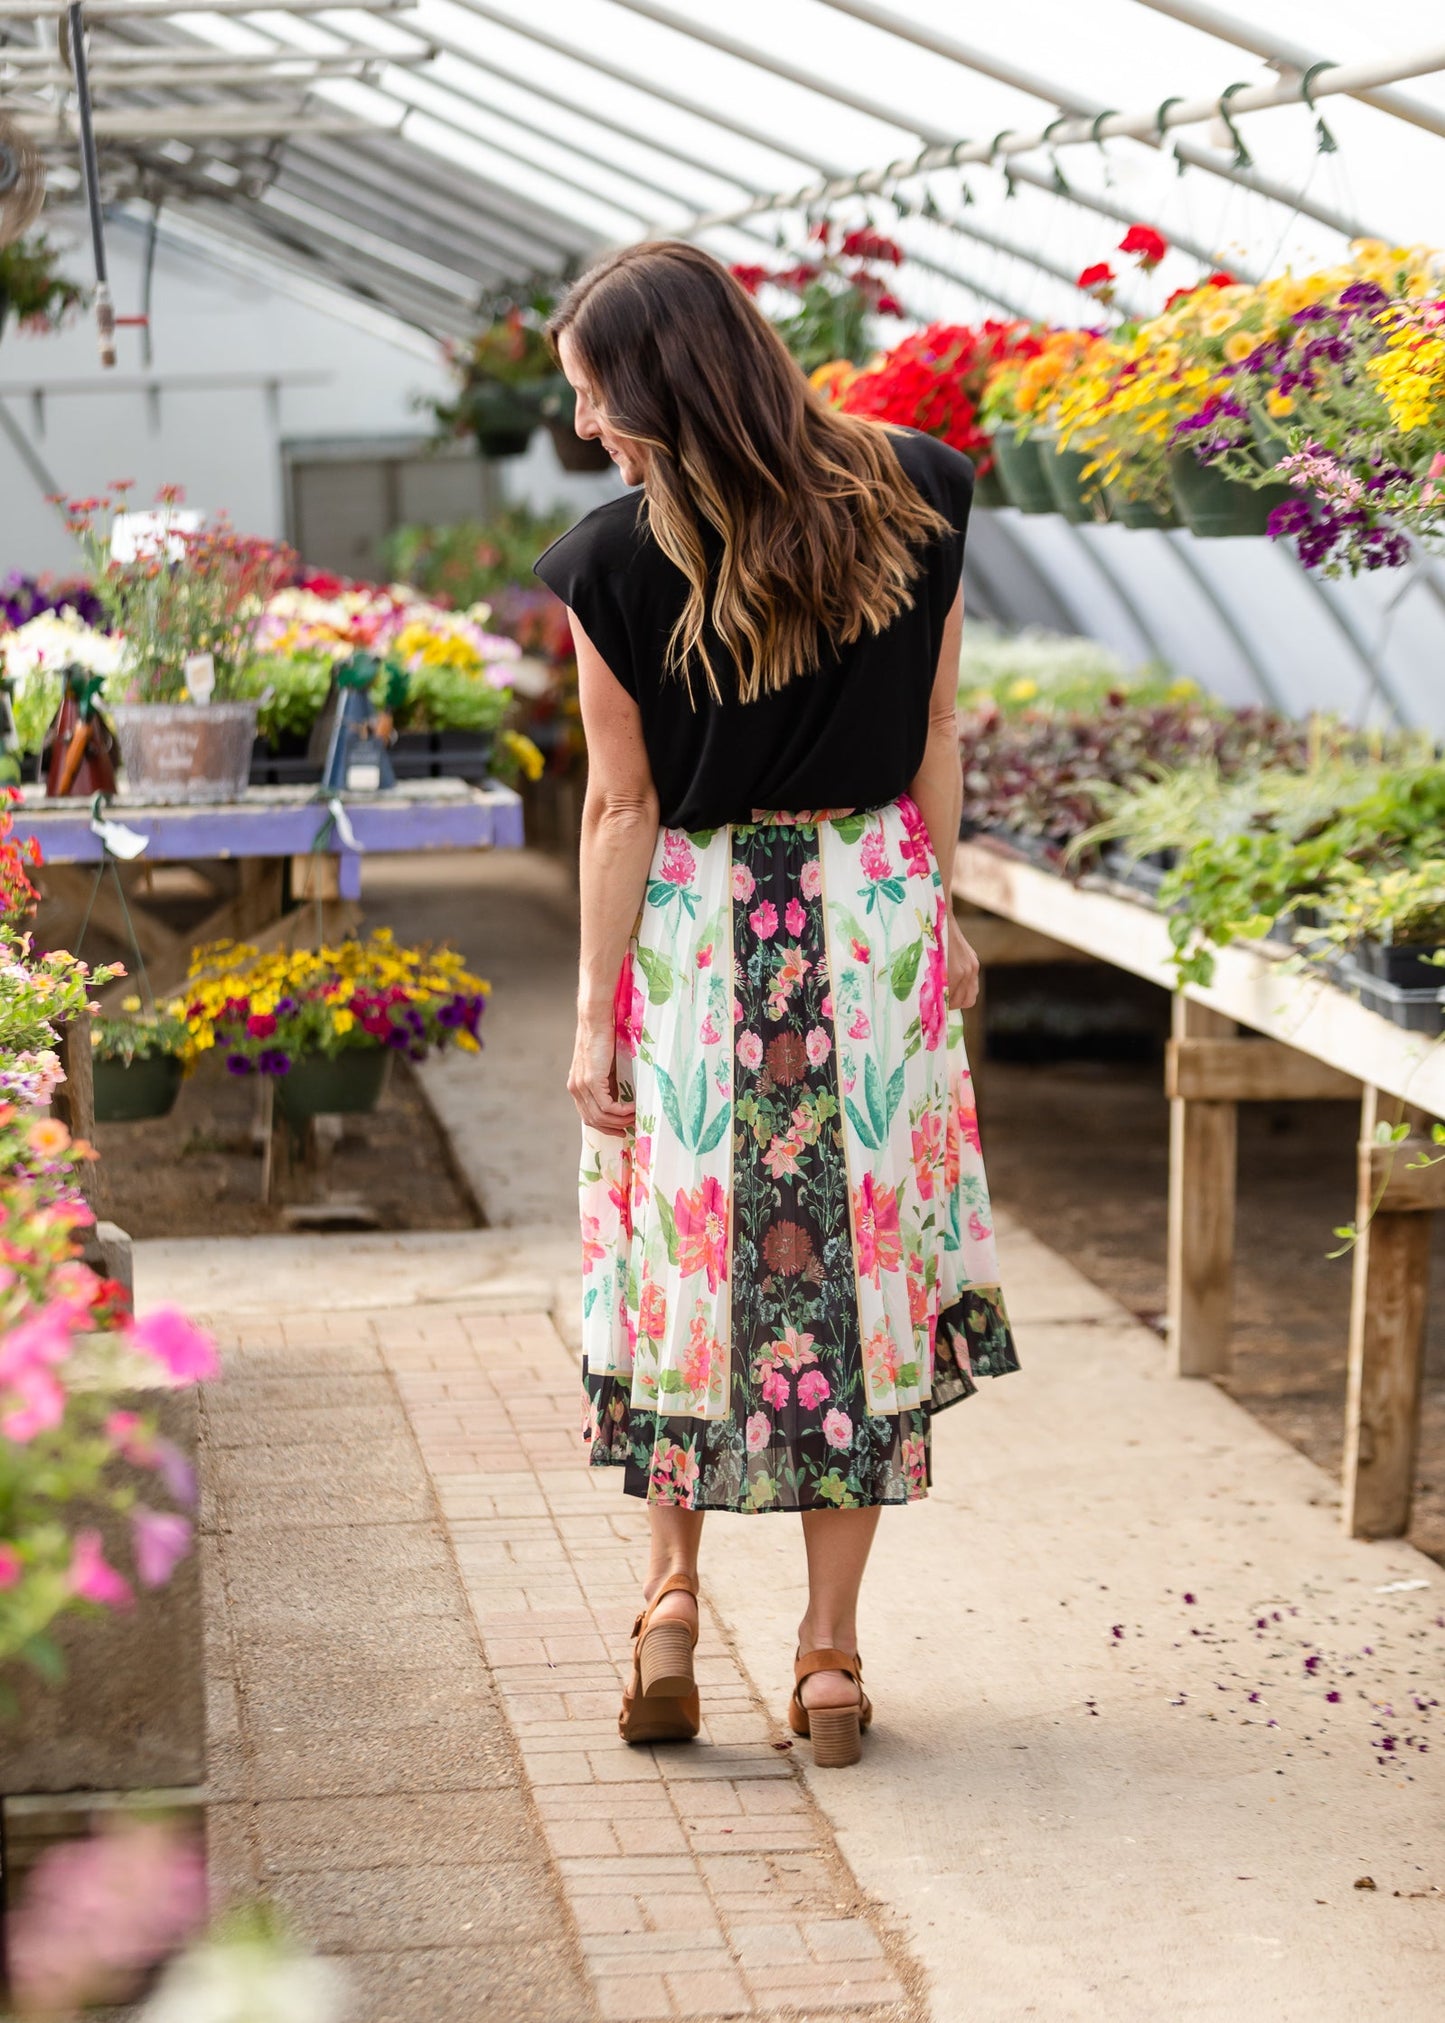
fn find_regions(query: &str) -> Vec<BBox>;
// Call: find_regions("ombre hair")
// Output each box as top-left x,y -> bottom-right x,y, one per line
547,240 -> 949,705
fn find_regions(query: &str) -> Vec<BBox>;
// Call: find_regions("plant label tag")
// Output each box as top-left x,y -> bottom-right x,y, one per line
346,759 -> 382,792
184,653 -> 215,705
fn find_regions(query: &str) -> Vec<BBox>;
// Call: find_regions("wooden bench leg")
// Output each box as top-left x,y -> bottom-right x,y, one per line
1343,1087 -> 1432,1539
1167,997 -> 1237,1378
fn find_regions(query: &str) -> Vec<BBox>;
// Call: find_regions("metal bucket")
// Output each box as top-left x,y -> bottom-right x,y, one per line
111,701 -> 259,804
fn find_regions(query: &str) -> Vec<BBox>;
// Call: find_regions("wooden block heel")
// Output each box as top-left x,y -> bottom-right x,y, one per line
787,1646 -> 873,1769
639,1619 -> 694,1698
805,1703 -> 862,1767
618,1573 -> 701,1745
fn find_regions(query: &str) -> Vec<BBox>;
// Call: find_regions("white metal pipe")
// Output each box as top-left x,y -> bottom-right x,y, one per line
11,109 -> 405,138
1131,0 -> 1445,143
0,1 -> 414,15
686,38 -> 1445,232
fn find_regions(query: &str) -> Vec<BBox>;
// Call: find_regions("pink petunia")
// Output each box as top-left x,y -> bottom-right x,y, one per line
797,1369 -> 830,1411
800,859 -> 822,899
737,1029 -> 763,1070
749,900 -> 779,940
784,898 -> 807,936
0,1307 -> 74,1388
1,1365 -> 65,1442
731,863 -> 755,901
132,1509 -> 192,1589
69,1529 -> 134,1610
822,1408 -> 853,1450
805,1026 -> 831,1067
0,1543 -> 22,1589
746,1411 -> 771,1453
126,1307 -> 220,1385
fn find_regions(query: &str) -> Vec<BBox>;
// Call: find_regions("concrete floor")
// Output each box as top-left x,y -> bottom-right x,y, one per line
136,847 -> 1445,2021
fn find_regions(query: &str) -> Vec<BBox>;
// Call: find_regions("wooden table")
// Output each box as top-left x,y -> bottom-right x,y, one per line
16,779 -> 525,991
954,837 -> 1445,1542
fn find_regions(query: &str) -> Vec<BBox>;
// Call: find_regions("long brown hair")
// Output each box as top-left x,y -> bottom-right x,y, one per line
547,240 -> 948,705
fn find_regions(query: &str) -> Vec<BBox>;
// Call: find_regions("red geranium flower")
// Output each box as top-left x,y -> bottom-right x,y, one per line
1118,224 -> 1168,271
1077,262 -> 1116,294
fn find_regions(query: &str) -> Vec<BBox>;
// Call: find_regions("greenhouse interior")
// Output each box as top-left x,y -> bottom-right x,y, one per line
1,2 -> 1443,2018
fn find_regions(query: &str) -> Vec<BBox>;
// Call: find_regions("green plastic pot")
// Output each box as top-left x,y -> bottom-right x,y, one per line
466,382 -> 540,459
1105,485 -> 1180,530
1169,450 -> 1293,538
275,1048 -> 391,1127
92,1051 -> 184,1123
1036,433 -> 1108,525
990,424 -> 1056,515
1248,405 -> 1291,470
971,459 -> 1007,510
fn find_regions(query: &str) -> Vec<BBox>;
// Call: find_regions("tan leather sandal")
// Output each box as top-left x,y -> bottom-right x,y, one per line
787,1648 -> 873,1768
618,1573 -> 700,1745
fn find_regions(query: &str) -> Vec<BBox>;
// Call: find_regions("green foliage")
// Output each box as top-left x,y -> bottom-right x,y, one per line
247,653 -> 332,746
92,1005 -> 190,1065
773,279 -> 872,373
0,234 -> 85,331
957,623 -> 1163,715
385,506 -> 573,609
396,663 -> 510,736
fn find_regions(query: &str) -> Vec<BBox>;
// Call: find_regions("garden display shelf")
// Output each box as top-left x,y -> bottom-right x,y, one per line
953,835 -> 1445,1547
14,779 -> 524,996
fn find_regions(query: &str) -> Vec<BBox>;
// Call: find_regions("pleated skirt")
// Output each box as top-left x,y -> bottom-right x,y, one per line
580,795 -> 1019,1512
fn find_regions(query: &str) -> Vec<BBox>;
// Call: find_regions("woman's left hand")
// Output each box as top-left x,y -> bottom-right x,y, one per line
946,916 -> 980,1011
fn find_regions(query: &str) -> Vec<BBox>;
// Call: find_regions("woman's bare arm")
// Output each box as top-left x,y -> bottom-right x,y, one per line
905,584 -> 979,1010
569,612 -> 660,1135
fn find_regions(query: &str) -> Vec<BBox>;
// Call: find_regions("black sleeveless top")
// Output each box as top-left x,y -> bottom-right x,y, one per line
533,427 -> 973,832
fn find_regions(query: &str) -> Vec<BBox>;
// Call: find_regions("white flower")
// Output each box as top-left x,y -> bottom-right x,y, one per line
1,608 -> 124,683
141,1936 -> 348,2023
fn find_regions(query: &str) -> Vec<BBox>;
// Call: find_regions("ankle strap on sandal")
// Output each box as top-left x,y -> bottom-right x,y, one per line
632,1572 -> 700,1641
794,1647 -> 862,1687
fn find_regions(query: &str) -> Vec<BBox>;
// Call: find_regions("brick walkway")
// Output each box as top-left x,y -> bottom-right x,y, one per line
201,1296 -> 921,2023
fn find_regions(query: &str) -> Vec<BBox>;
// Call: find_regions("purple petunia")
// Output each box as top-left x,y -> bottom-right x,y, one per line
225,1053 -> 253,1077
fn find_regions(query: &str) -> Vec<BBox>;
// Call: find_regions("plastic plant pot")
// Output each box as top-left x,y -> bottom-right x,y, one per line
1169,451 -> 1292,538
990,425 -> 1057,515
1356,937 -> 1445,991
1036,433 -> 1109,525
971,459 -> 1007,509
274,1048 -> 391,1127
1105,485 -> 1179,530
92,1052 -> 184,1123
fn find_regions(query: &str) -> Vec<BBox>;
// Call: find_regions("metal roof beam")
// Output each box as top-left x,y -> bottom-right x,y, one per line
336,131 -> 596,261
269,156 -> 514,283
11,107 -> 402,138
442,0 -> 842,179
683,39 -> 1443,236
0,0 -> 415,16
1132,0 -> 1445,144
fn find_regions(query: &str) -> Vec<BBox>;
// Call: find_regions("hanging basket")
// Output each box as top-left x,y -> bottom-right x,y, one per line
971,456 -> 1007,510
92,1051 -> 184,1124
111,701 -> 258,804
545,417 -> 613,474
1169,451 -> 1292,539
1105,485 -> 1180,531
990,425 -> 1056,515
1036,433 -> 1109,525
466,382 -> 540,460
275,1047 -> 391,1127
1249,406 -> 1292,470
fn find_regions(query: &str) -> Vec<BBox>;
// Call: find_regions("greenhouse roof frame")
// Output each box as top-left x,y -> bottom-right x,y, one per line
0,0 -> 1440,350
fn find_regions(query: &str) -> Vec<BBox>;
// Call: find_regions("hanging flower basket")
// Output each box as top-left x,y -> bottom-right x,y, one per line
466,382 -> 540,460
274,1048 -> 391,1127
538,376 -> 613,473
1168,451 -> 1292,539
111,700 -> 258,804
990,425 -> 1056,515
92,1050 -> 185,1123
1105,485 -> 1180,530
971,457 -> 1007,509
1035,432 -> 1109,524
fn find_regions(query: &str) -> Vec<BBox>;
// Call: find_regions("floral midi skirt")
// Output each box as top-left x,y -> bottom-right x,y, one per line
580,795 -> 1018,1513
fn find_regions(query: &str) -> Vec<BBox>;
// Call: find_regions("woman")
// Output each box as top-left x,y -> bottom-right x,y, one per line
536,242 -> 1017,1769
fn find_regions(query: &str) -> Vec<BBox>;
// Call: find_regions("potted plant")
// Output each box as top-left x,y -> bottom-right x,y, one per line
91,1000 -> 190,1122
63,485 -> 294,802
537,375 -> 614,473
733,220 -> 911,377
0,233 -> 85,342
182,929 -> 491,1125
430,305 -> 555,459
1314,861 -> 1445,1029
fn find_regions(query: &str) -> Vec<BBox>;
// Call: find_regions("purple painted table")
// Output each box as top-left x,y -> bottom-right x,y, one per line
13,780 -> 525,900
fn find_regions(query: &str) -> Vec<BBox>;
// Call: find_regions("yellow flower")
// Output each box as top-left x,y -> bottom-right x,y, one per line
1223,332 -> 1255,365
1264,389 -> 1295,418
332,1007 -> 355,1035
1006,677 -> 1039,702
121,994 -> 142,1013
1202,307 -> 1237,338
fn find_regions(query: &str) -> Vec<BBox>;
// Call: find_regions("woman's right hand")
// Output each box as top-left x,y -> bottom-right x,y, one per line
567,1017 -> 636,1137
